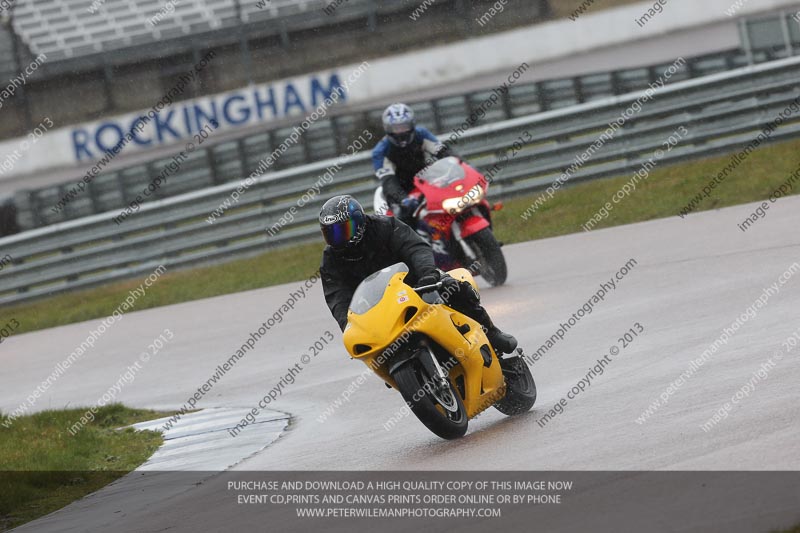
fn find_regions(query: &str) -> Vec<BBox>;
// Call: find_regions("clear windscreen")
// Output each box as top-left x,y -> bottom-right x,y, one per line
418,157 -> 465,186
349,263 -> 409,314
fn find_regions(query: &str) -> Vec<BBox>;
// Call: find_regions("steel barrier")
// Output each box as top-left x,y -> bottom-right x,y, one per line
2,55 -> 800,305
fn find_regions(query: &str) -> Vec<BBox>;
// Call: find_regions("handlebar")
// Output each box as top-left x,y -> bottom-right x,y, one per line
413,281 -> 443,293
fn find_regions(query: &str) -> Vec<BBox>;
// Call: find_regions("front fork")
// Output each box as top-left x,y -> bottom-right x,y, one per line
453,206 -> 493,270
419,342 -> 450,388
418,342 -> 462,412
451,221 -> 479,266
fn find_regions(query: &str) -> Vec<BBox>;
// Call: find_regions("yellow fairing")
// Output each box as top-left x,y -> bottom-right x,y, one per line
447,267 -> 480,292
343,269 -> 504,419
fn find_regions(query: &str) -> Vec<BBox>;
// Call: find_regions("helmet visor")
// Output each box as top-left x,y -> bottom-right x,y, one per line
322,218 -> 363,249
386,122 -> 412,134
388,126 -> 414,146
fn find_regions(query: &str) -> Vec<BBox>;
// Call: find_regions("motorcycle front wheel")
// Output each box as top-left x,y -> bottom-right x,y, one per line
392,358 -> 468,439
467,228 -> 507,286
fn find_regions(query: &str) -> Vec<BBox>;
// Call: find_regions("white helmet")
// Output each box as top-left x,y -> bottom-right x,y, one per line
382,103 -> 416,147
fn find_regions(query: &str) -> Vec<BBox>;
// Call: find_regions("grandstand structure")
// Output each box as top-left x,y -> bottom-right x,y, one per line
12,0 -> 329,61
0,0 -> 547,138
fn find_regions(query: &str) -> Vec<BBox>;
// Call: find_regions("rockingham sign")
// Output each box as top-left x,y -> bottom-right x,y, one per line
0,68 -> 355,179
70,72 -> 346,162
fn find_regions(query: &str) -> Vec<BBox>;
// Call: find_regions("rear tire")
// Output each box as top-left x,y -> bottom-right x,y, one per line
467,228 -> 507,286
393,358 -> 468,439
494,356 -> 536,416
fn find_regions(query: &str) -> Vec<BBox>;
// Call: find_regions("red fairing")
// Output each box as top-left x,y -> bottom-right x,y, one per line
459,212 -> 490,238
414,163 -> 486,212
392,157 -> 495,271
410,159 -> 493,239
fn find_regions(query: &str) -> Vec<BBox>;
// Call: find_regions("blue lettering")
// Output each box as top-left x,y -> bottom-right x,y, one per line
154,110 -> 180,143
283,83 -> 306,115
254,86 -> 278,120
130,116 -> 151,146
311,74 -> 345,106
193,101 -> 219,132
223,94 -> 251,125
95,122 -> 125,153
72,128 -> 93,161
183,106 -> 194,134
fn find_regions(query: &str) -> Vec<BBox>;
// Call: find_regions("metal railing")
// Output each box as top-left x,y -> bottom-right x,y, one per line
2,55 -> 800,305
14,46 -> 793,233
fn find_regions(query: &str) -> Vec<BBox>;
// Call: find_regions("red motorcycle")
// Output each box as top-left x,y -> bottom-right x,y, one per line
381,157 -> 507,286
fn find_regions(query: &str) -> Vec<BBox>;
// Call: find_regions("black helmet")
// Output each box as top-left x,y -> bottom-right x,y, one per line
319,195 -> 367,251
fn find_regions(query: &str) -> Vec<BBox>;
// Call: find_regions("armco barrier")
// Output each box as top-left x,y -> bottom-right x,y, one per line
2,55 -> 800,305
17,46 -> 791,231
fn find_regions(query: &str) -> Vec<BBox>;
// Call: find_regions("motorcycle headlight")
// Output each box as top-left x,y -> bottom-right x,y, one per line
442,185 -> 485,215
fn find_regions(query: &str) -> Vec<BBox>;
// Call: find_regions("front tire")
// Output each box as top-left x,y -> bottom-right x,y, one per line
392,358 -> 468,439
494,356 -> 537,416
467,228 -> 507,286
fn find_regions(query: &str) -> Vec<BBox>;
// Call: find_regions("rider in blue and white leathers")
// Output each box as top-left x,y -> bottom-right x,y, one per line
371,103 -> 452,224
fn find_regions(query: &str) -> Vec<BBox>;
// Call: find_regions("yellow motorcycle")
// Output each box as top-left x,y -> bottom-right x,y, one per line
343,263 -> 536,439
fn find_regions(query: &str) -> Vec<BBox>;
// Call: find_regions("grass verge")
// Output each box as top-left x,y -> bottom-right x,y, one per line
3,137 -> 800,336
0,404 -> 167,531
4,241 -> 324,336
491,138 -> 800,244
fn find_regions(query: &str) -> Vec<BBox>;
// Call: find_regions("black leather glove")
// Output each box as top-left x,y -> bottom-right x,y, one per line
439,273 -> 461,294
398,197 -> 420,225
388,203 -> 409,224
415,270 -> 441,288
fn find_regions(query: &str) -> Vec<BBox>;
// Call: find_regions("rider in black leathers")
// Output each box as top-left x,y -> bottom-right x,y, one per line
318,195 -> 517,354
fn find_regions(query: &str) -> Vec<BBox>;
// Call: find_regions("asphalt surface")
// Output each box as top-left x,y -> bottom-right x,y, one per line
3,196 -> 799,531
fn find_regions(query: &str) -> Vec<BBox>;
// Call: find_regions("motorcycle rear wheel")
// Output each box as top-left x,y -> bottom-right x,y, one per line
493,356 -> 537,416
467,228 -> 507,286
392,358 -> 468,439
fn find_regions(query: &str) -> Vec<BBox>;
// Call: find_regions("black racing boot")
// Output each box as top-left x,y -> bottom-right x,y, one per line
486,326 -> 518,355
